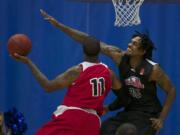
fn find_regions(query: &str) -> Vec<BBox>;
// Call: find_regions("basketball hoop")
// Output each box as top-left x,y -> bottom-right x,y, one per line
112,0 -> 144,27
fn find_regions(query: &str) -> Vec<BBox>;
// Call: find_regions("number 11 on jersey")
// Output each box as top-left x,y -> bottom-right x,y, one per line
90,77 -> 105,97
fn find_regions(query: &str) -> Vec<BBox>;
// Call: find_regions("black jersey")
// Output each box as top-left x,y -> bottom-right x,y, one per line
119,55 -> 162,114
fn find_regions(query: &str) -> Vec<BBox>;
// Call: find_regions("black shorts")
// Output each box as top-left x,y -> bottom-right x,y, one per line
100,111 -> 158,135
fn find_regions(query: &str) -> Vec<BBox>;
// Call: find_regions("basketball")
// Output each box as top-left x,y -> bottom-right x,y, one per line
7,34 -> 32,56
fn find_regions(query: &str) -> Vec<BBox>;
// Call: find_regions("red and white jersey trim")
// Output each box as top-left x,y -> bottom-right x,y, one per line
80,61 -> 108,71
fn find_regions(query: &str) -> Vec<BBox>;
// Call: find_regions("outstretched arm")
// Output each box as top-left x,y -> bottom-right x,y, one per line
100,42 -> 124,65
40,9 -> 88,44
12,53 -> 81,92
150,64 -> 176,131
40,9 -> 124,66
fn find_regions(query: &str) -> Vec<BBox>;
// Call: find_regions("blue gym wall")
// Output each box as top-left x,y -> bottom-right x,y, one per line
0,0 -> 179,134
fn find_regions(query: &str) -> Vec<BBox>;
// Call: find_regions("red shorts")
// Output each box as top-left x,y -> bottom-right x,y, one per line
36,109 -> 100,135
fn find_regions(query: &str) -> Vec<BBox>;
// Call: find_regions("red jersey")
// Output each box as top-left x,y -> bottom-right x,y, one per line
62,61 -> 112,115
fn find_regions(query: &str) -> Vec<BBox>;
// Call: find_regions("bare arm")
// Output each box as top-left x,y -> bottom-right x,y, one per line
150,64 -> 176,130
13,53 -> 81,92
110,69 -> 122,90
102,70 -> 121,114
40,9 -> 124,66
100,42 -> 124,66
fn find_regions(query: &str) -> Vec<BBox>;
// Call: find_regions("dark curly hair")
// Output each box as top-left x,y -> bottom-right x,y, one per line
132,31 -> 156,60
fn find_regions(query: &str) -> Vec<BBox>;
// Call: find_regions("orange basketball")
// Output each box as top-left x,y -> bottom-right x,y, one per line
7,34 -> 32,56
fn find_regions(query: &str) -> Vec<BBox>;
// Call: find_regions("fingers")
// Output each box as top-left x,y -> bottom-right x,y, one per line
10,53 -> 21,60
40,9 -> 59,27
9,53 -> 21,62
10,53 -> 27,62
40,9 -> 47,17
150,118 -> 158,129
40,9 -> 51,19
9,53 -> 30,64
40,9 -> 44,14
13,53 -> 22,58
150,118 -> 163,131
9,53 -> 18,58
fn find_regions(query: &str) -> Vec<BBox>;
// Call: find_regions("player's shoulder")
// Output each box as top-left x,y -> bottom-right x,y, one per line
66,65 -> 82,74
145,59 -> 158,66
145,59 -> 161,71
148,60 -> 163,81
145,58 -> 161,71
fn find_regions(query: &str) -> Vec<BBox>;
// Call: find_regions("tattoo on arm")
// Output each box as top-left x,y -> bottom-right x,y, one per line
61,66 -> 81,84
27,60 -> 81,92
100,42 -> 123,65
52,66 -> 81,89
100,43 -> 121,56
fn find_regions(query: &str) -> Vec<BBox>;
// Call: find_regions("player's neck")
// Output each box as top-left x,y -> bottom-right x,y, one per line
84,56 -> 99,63
130,56 -> 143,69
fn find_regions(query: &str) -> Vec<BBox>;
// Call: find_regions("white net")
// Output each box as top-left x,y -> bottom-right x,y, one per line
112,0 -> 144,27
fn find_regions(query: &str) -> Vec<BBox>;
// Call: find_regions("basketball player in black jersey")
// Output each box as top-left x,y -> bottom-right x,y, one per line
40,10 -> 176,135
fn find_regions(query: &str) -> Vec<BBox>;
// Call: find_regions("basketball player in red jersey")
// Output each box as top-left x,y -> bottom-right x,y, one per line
12,36 -> 122,135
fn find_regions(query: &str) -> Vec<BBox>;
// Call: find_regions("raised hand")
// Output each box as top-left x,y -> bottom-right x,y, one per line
40,9 -> 59,27
11,53 -> 30,64
150,117 -> 164,132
